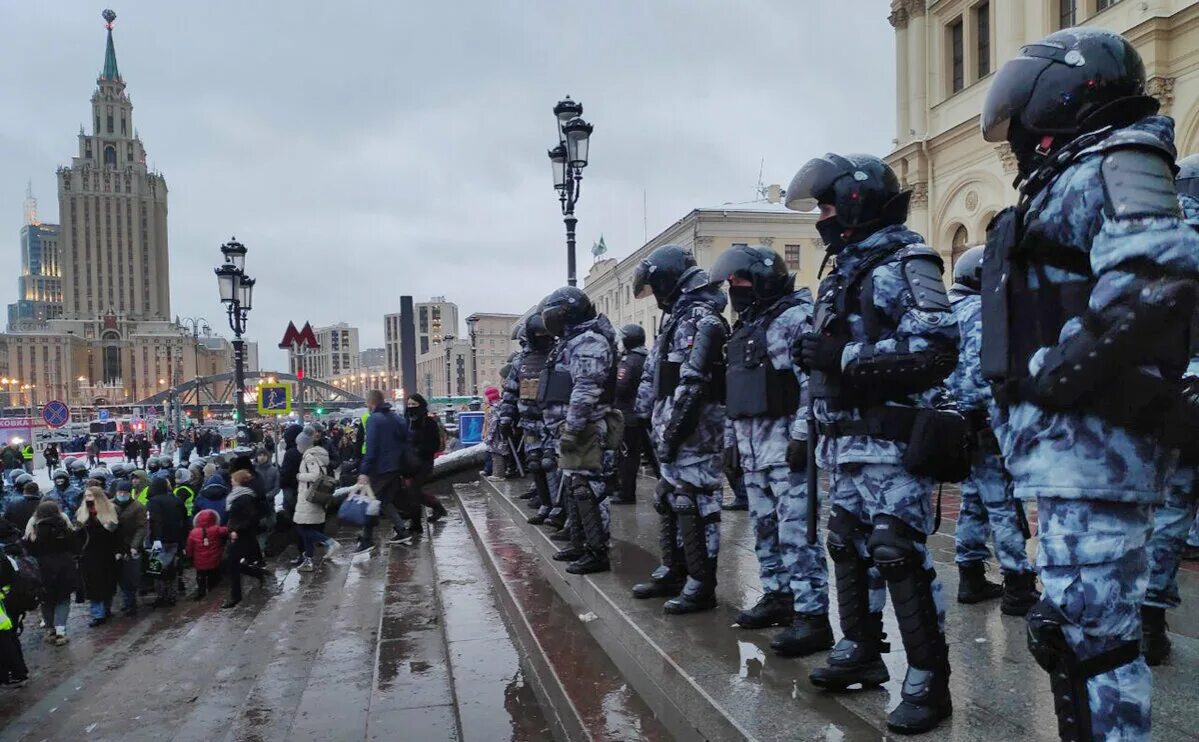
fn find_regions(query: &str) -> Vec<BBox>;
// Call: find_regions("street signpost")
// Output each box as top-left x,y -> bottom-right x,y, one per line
279,321 -> 320,422
257,383 -> 291,416
42,400 -> 70,429
98,408 -> 110,422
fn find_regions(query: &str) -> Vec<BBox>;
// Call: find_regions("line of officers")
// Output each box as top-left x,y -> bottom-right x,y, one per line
496,29 -> 1199,740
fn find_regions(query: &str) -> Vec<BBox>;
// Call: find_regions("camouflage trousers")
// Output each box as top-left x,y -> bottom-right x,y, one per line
727,471 -> 748,507
1035,498 -> 1153,741
660,458 -> 722,593
744,465 -> 829,616
1146,465 -> 1197,610
954,448 -> 1034,574
828,462 -> 945,630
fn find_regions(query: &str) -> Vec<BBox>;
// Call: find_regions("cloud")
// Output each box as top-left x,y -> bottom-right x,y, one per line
0,0 -> 896,369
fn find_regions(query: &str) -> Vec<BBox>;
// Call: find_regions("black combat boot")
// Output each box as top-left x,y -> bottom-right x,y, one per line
770,612 -> 834,657
518,489 -> 536,500
633,507 -> 685,599
544,514 -> 566,531
1142,605 -> 1172,666
662,496 -> 717,614
548,528 -> 572,542
552,547 -> 585,562
956,561 -> 1004,604
566,549 -> 610,575
734,592 -> 794,629
1000,571 -> 1040,616
810,612 -> 890,690
664,556 -> 718,615
527,511 -> 548,525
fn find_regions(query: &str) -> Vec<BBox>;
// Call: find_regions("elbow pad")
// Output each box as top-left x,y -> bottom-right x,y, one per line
683,315 -> 728,380
843,343 -> 957,396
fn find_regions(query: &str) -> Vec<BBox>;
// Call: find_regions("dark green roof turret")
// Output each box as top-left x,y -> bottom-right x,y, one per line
101,9 -> 120,81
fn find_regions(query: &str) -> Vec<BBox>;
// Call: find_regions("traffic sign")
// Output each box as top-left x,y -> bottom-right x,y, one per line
42,400 -> 70,428
98,408 -> 110,422
257,383 -> 291,415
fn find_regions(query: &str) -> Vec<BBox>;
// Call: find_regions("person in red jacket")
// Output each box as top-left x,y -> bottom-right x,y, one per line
185,509 -> 228,600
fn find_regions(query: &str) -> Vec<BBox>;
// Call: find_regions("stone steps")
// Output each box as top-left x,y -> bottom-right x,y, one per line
452,480 -> 674,742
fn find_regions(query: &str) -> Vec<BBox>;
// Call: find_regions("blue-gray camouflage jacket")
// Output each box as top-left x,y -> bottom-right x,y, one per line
543,315 -> 617,435
946,289 -> 988,414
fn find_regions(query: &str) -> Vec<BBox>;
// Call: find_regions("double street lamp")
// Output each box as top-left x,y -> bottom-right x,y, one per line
547,96 -> 594,287
214,238 -> 255,423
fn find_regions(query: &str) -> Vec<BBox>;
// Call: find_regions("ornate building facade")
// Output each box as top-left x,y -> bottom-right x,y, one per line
885,0 -> 1199,263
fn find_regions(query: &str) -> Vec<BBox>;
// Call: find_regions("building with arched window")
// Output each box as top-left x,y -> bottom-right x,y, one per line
885,0 -> 1199,265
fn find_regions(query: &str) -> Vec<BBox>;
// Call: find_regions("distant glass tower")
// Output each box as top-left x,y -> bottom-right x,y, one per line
7,184 -> 63,330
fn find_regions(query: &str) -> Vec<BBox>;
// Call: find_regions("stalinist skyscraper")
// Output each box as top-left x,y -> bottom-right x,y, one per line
59,8 -> 170,322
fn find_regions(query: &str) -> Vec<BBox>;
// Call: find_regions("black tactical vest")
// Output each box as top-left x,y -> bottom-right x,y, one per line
725,294 -> 805,419
652,314 -> 727,403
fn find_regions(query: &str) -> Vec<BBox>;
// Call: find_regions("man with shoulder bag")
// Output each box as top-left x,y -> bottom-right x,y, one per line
357,390 -> 415,552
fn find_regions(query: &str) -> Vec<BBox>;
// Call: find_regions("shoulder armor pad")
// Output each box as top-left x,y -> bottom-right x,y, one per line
897,246 -> 950,311
1090,129 -> 1177,160
1101,148 -> 1183,220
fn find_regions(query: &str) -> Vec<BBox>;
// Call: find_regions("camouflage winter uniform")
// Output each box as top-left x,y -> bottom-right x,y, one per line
723,289 -> 828,616
814,224 -> 959,633
945,289 -> 1033,576
543,315 -> 618,552
989,116 -> 1199,740
636,276 -> 727,600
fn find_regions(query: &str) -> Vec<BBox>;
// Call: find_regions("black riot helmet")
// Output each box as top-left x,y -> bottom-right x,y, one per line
951,245 -> 985,293
1177,154 -> 1199,201
786,153 -> 910,254
540,286 -> 596,337
525,313 -> 554,350
982,28 -> 1153,179
620,324 -> 645,351
632,245 -> 701,310
707,244 -> 794,314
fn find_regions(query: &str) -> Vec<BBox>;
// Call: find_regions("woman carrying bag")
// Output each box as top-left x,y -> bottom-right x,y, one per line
75,486 -> 122,625
293,427 -> 340,572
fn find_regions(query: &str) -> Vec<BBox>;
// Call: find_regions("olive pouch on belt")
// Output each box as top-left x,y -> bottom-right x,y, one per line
604,409 -> 625,452
559,426 -> 602,470
902,409 -> 971,483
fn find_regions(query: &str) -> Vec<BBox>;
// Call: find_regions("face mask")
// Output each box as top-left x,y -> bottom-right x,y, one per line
116,493 -> 131,503
816,217 -> 848,255
728,285 -> 756,314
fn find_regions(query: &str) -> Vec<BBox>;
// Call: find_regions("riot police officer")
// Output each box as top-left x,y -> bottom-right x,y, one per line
502,315 -> 557,525
787,152 -> 959,734
709,244 -> 832,656
630,246 -> 727,614
981,28 -> 1199,740
613,324 -> 649,505
538,287 -> 619,575
1141,154 -> 1199,666
945,246 -> 1039,614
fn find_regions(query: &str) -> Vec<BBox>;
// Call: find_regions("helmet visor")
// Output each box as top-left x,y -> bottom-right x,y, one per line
981,56 -> 1053,142
632,260 -> 655,299
785,156 -> 846,212
707,246 -> 758,286
540,306 -> 568,337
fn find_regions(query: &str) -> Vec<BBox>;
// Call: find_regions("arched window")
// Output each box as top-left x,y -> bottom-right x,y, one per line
104,146 -> 117,168
102,332 -> 121,384
950,225 -> 970,266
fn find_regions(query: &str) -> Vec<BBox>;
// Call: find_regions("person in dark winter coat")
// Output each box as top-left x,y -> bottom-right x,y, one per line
405,394 -> 448,523
193,475 -> 229,524
75,486 -> 122,625
2,482 -> 42,534
275,425 -> 303,556
138,437 -> 152,469
223,470 -> 267,609
146,478 -> 188,607
186,509 -> 228,599
23,501 -> 78,645
112,479 -> 147,615
0,552 -> 29,686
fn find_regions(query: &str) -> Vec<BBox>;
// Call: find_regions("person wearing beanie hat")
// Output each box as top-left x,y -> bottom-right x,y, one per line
483,386 -> 510,481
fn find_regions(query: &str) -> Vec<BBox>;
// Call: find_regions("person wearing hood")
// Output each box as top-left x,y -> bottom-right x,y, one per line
112,479 -> 147,616
357,390 -> 416,551
276,424 -> 303,550
146,477 -> 188,607
2,481 -> 43,534
537,286 -> 619,575
193,474 -> 229,523
131,469 -> 151,506
186,509 -> 228,600
223,469 -> 268,609
23,500 -> 79,645
255,447 -> 279,501
293,428 -> 341,572
404,394 -> 448,523
630,246 -> 728,615
75,486 -> 122,625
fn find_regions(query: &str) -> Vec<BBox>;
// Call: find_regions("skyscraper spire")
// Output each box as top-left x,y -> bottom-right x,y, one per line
23,181 -> 38,226
101,9 -> 120,81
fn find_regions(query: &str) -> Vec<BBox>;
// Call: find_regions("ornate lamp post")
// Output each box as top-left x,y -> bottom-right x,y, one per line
548,96 -> 594,286
215,238 -> 254,423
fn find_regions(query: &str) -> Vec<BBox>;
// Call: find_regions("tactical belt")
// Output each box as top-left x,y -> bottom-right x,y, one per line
817,406 -> 920,442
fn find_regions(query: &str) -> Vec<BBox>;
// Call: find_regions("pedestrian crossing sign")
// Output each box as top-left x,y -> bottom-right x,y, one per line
257,383 -> 291,415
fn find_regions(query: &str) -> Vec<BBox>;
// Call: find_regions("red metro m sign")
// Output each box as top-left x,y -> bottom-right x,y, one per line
279,321 -> 320,351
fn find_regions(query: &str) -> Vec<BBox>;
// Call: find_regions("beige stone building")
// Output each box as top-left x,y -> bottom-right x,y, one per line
466,312 -> 522,393
582,200 -> 820,336
415,338 -> 474,399
886,0 -> 1199,264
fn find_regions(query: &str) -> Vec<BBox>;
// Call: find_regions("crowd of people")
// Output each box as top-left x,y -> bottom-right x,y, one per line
484,29 -> 1199,739
0,393 -> 449,690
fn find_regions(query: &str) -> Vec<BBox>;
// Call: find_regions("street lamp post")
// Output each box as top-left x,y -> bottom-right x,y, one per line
179,316 -> 210,423
214,238 -> 255,423
444,335 -> 455,397
548,96 -> 594,287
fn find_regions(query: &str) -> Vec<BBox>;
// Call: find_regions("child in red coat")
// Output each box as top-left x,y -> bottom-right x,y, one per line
185,509 -> 228,600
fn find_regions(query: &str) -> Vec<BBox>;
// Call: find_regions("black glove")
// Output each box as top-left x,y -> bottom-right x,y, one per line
797,333 -> 847,373
722,446 -> 740,481
786,439 -> 807,472
499,418 -> 514,436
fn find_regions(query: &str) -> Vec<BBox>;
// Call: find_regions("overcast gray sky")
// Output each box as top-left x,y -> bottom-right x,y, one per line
0,1 -> 895,370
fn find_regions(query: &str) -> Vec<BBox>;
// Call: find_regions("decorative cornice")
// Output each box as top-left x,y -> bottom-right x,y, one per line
889,6 -> 909,29
759,236 -> 775,247
909,181 -> 929,208
994,142 -> 1018,175
1147,75 -> 1176,115
903,0 -> 926,18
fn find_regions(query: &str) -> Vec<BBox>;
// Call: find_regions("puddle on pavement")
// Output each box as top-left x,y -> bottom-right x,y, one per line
738,640 -> 766,679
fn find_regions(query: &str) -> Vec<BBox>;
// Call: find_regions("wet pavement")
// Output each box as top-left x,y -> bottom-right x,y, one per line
0,476 -> 556,742
474,473 -> 1199,742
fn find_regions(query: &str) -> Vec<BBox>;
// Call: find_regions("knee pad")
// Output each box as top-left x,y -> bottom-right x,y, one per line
672,488 -> 698,516
654,480 -> 674,514
867,514 -> 925,580
526,456 -> 542,474
826,505 -> 861,564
